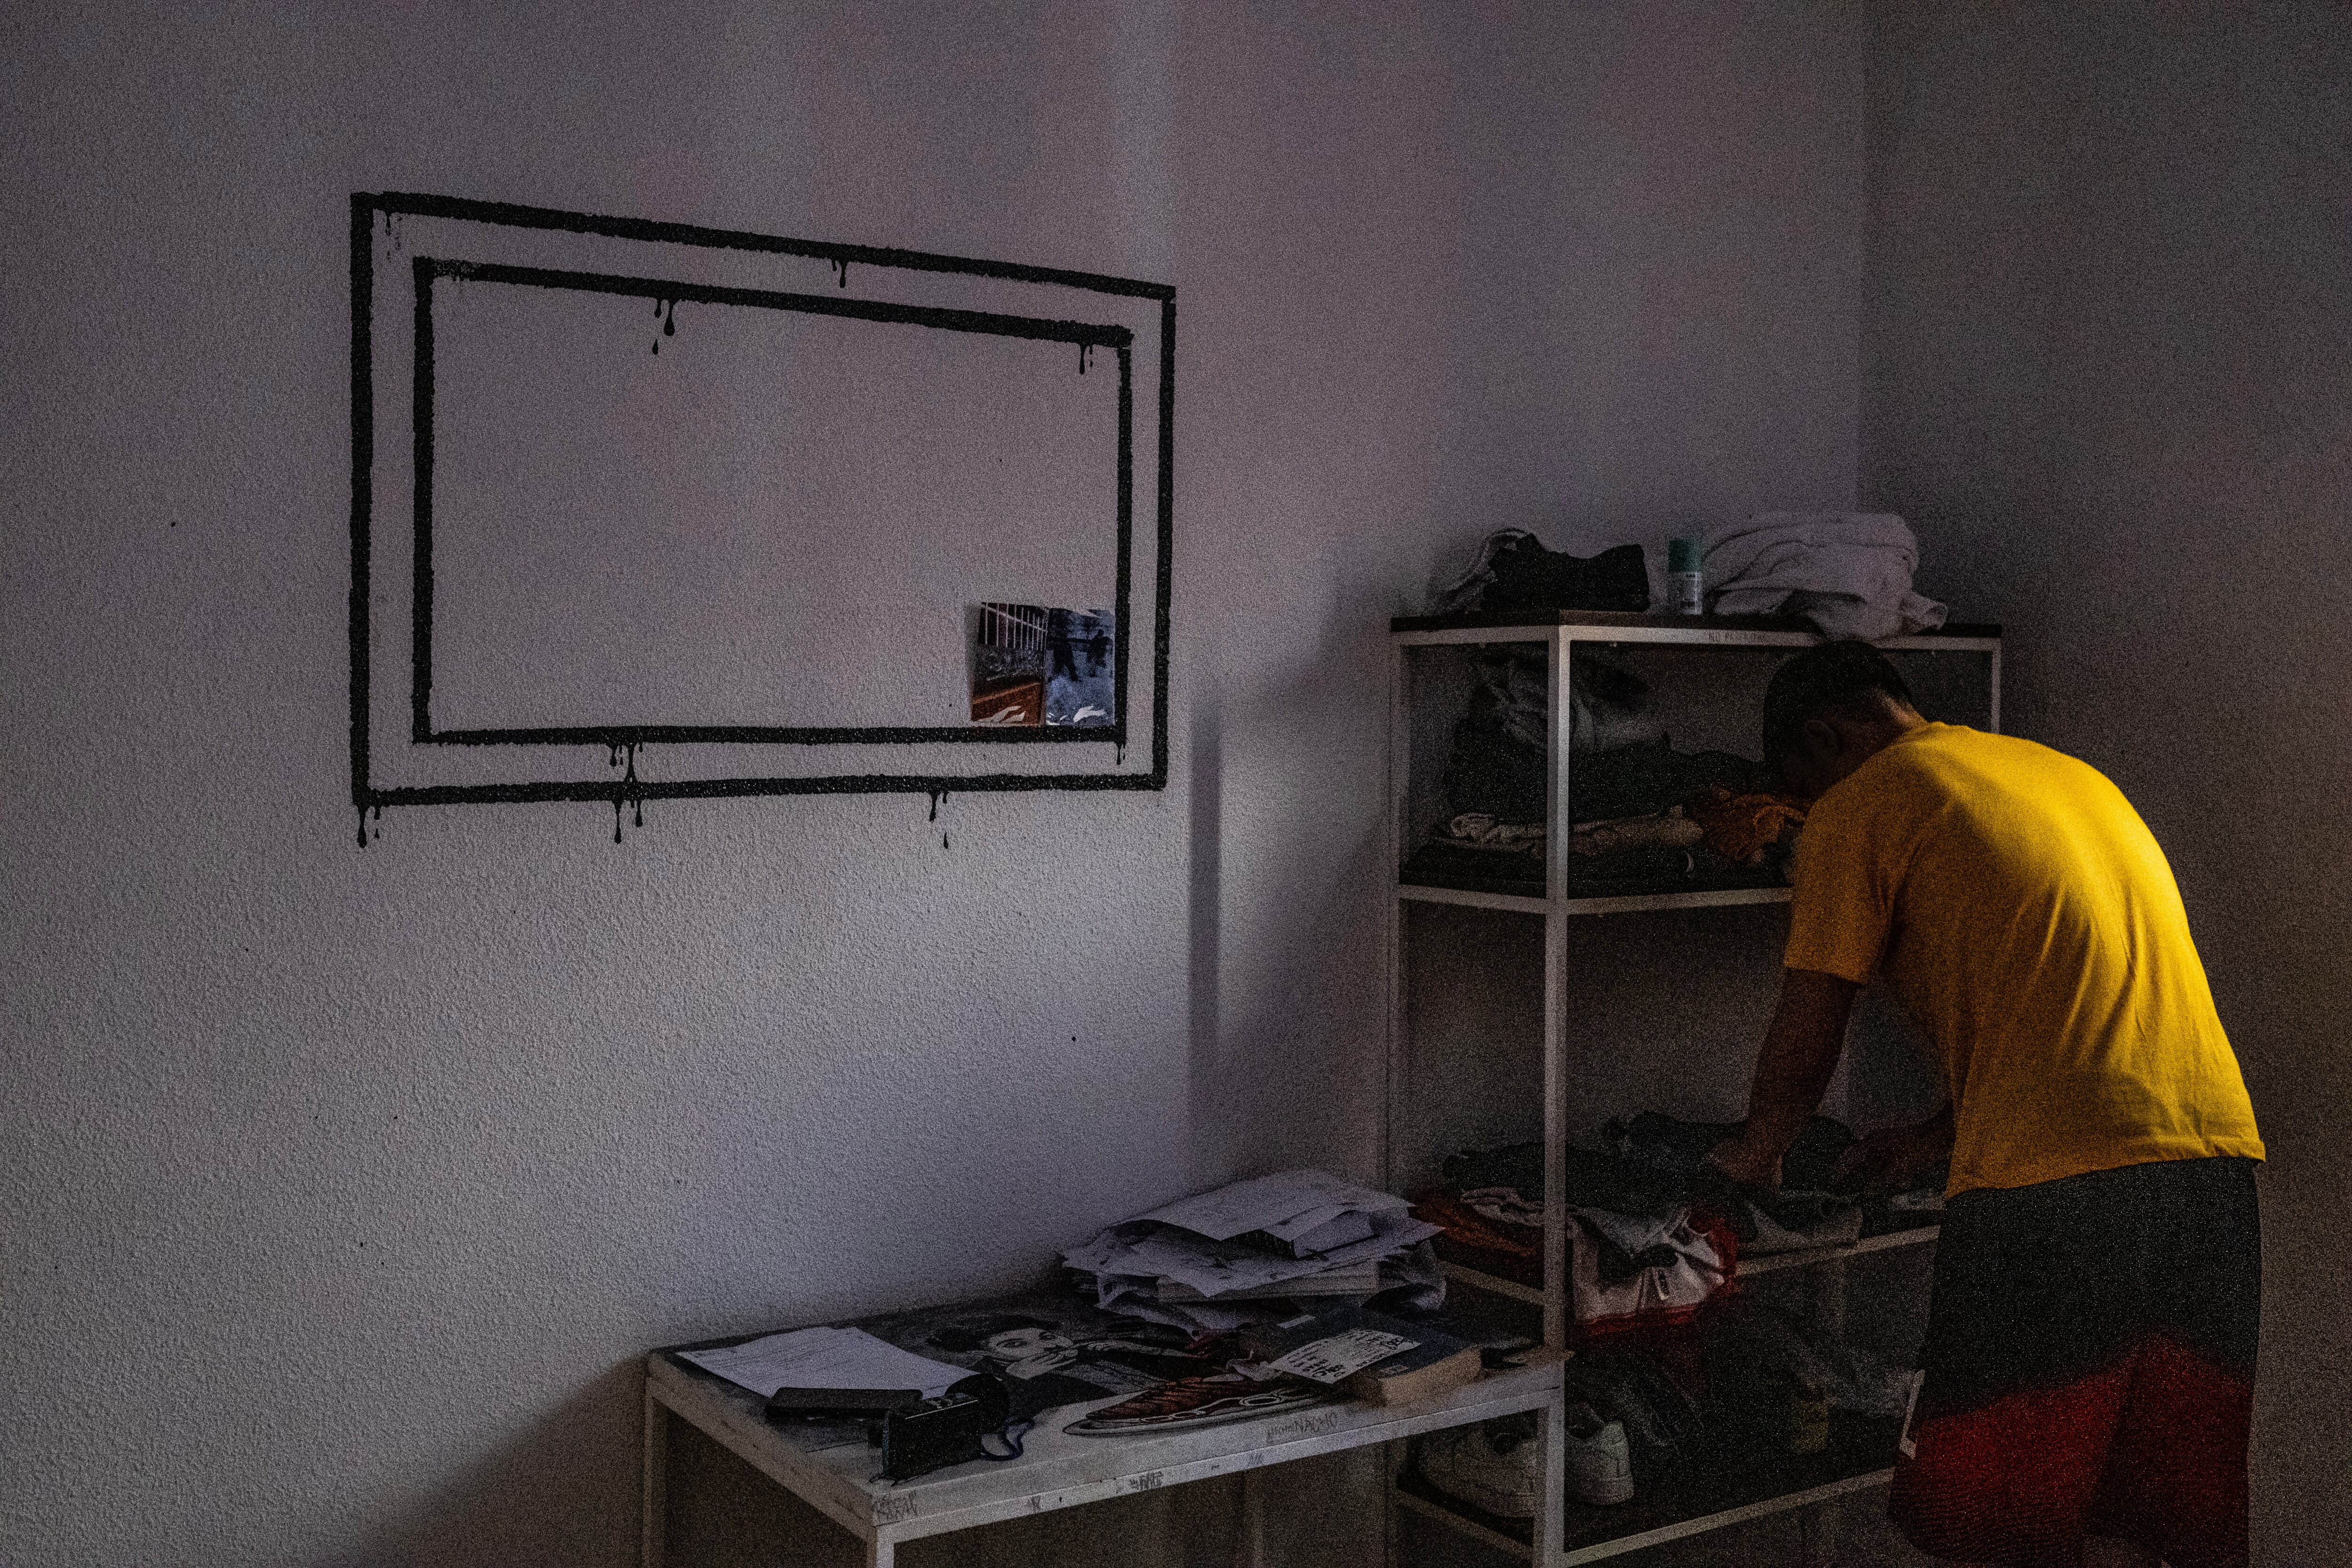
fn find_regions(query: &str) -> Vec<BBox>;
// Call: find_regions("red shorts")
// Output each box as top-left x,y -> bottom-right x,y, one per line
1890,1156 -> 2258,1568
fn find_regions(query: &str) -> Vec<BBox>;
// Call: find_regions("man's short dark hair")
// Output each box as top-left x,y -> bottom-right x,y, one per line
1762,641 -> 1915,763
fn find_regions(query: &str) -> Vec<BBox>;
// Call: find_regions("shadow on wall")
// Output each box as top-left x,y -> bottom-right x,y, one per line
1185,569 -> 1400,1193
311,1365 -> 640,1568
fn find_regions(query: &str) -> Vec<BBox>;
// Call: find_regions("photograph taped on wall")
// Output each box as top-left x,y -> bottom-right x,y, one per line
348,191 -> 1173,834
969,604 -> 1116,728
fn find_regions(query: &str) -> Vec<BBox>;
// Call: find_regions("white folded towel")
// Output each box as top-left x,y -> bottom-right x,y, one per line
1703,513 -> 1948,641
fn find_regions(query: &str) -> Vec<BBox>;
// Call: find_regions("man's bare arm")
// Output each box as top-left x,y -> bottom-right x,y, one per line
1707,968 -> 1862,1190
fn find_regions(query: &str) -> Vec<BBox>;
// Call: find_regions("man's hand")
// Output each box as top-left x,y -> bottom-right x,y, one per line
1709,969 -> 1862,1196
1829,1106 -> 1954,1194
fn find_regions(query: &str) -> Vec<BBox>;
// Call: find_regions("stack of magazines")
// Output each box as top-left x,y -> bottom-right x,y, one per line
1062,1169 -> 1446,1337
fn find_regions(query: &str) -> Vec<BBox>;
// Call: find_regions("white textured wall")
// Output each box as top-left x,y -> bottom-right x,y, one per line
1,4 -> 1866,1564
1863,6 -> 2352,1561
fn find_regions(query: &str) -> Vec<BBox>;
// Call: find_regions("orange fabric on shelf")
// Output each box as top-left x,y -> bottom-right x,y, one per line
1684,786 -> 1807,868
1412,1193 -> 1543,1289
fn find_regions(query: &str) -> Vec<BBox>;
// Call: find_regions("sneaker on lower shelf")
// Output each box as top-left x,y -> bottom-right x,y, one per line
1414,1414 -> 1539,1519
1565,1402 -> 1635,1506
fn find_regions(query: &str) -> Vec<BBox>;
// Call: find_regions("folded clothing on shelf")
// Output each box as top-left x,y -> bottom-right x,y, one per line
1569,1206 -> 1737,1337
1419,1114 -> 1945,1304
1414,1159 -> 1737,1334
1445,1141 -> 1691,1220
1430,813 -> 1547,859
1703,512 -> 1948,642
1607,1113 -> 1867,1254
1460,647 -> 1666,755
1567,740 -> 1766,826
1607,1111 -> 1947,1244
1429,530 -> 1651,617
1442,728 -> 1765,832
1428,808 -> 1711,861
1681,786 -> 1807,871
1421,719 -> 1792,896
1400,836 -> 1752,899
1411,1190 -> 1544,1287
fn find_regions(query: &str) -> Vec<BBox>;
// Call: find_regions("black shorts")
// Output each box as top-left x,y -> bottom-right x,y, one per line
1891,1155 -> 2259,1568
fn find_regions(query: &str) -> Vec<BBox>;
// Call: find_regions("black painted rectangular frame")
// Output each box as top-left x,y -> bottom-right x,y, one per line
350,191 -> 1174,810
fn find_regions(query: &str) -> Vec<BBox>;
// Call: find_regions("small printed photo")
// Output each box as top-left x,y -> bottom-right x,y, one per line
969,604 -> 1115,728
970,602 -> 1049,725
1044,608 -> 1115,728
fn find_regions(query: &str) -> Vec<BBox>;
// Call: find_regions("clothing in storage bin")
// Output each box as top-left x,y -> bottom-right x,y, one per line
1891,1155 -> 2259,1568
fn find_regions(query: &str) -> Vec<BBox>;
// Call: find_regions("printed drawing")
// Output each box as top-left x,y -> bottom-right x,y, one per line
349,191 -> 1173,841
847,1292 -> 1225,1422
842,1291 -> 1335,1435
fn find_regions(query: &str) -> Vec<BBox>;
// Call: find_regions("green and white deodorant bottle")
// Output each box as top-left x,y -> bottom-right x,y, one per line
1668,537 -> 1705,615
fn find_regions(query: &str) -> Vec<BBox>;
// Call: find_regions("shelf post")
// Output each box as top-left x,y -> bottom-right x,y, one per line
640,1380 -> 667,1568
1542,626 -> 1574,1350
1385,635 -> 1410,1195
1534,1387 -> 1567,1561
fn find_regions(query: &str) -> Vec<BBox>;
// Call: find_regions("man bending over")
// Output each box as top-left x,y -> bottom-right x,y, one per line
1708,641 -> 2263,1568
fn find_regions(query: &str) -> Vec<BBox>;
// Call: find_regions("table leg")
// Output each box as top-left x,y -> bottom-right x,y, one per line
641,1382 -> 667,1568
1382,1439 -> 1405,1568
1532,1395 -> 1565,1563
866,1536 -> 895,1568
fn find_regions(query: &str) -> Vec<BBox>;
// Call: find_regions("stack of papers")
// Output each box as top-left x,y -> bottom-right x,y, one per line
1063,1170 -> 1446,1337
676,1326 -> 970,1400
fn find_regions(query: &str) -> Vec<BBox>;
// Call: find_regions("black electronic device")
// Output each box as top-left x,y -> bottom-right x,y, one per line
765,1385 -> 929,1421
877,1374 -> 1019,1482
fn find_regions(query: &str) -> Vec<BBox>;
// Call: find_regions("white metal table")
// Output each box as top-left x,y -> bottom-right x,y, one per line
642,1349 -> 1566,1567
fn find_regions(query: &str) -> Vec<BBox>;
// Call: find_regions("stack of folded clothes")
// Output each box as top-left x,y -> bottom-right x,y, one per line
1413,1140 -> 1740,1337
1402,651 -> 1809,897
1412,1113 -> 1947,1325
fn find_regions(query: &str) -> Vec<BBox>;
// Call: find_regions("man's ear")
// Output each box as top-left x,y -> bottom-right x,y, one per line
1800,715 -> 1844,761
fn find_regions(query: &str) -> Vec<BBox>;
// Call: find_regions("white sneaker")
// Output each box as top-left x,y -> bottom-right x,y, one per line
1565,1402 -> 1634,1506
1415,1415 -> 1540,1519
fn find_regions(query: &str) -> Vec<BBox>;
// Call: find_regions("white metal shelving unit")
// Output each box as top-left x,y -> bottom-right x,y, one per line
1382,608 -> 2001,1566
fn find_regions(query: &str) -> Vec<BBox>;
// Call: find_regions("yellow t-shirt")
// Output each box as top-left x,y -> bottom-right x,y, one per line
1785,723 -> 2263,1195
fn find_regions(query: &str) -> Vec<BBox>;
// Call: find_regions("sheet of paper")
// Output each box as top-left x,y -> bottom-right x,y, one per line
1135,1170 -> 1409,1242
1114,1231 -> 1313,1296
1266,1328 -> 1420,1385
676,1326 -> 969,1400
1260,1204 -> 1349,1242
1292,1216 -> 1445,1270
1091,1275 -> 1283,1339
1067,1212 -> 1443,1300
1061,1226 -> 1150,1274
